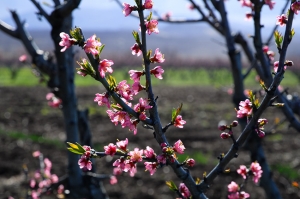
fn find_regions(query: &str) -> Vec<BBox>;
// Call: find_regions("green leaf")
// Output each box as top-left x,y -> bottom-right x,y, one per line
98,44 -> 105,56
146,12 -> 153,21
106,74 -> 117,90
69,27 -> 83,43
165,181 -> 178,191
132,31 -> 141,44
66,142 -> 86,155
290,28 -> 295,40
172,103 -> 183,122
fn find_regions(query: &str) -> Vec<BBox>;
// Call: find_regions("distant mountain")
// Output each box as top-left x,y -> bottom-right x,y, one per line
0,21 -> 299,67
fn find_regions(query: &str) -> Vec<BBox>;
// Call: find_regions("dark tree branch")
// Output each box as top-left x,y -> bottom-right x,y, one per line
265,0 -> 290,46
53,0 -> 61,7
30,0 -> 51,23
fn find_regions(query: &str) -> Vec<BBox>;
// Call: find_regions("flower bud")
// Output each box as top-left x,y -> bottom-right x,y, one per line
186,158 -> 196,167
220,132 -> 231,139
231,120 -> 238,127
218,125 -> 227,131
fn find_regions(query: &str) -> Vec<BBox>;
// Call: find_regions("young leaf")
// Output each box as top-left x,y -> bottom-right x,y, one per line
106,74 -> 117,90
165,181 -> 178,191
132,31 -> 141,44
172,103 -> 183,122
66,142 -> 86,155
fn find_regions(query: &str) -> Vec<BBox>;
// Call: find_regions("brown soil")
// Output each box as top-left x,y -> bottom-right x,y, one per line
0,86 -> 300,199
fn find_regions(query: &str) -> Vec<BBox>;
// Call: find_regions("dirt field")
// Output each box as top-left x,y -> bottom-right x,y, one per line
0,86 -> 300,199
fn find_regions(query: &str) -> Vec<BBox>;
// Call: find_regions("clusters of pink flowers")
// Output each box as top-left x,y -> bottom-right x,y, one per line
227,181 -> 250,199
103,139 -> 192,177
29,151 -> 64,199
236,99 -> 253,118
228,162 -> 262,198
239,0 -> 275,21
46,93 -> 62,108
262,45 -> 275,61
237,162 -> 263,183
83,35 -> 102,56
78,145 -> 93,170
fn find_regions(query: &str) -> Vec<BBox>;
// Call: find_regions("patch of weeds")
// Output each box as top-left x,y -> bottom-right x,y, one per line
0,129 -> 65,149
266,134 -> 283,142
272,164 -> 300,181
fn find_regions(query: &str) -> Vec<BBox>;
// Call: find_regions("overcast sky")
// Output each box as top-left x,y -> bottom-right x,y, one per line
0,0 -> 297,32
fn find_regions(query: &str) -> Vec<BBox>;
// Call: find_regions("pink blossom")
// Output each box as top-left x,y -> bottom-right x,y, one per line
31,190 -> 39,199
236,99 -> 252,118
123,3 -> 134,17
78,156 -> 92,170
124,160 -> 137,176
240,0 -> 252,7
250,162 -> 263,183
144,162 -> 157,175
228,192 -> 239,199
157,154 -> 167,164
144,146 -> 156,159
113,167 -> 122,176
110,176 -> 118,185
239,191 -> 250,199
51,174 -> 59,183
145,20 -> 159,35
107,110 -> 131,127
19,54 -> 27,62
276,14 -> 287,26
267,50 -> 275,61
128,148 -> 143,162
44,158 -> 52,169
173,140 -> 185,154
34,171 -> 41,179
104,143 -> 117,156
129,69 -> 144,82
116,138 -> 128,151
98,59 -> 114,78
57,184 -> 64,194
116,80 -> 133,100
262,45 -> 269,53
113,157 -> 127,170
84,35 -> 102,56
127,120 -> 138,135
174,115 -> 186,128
264,0 -> 275,10
143,0 -> 153,9
228,181 -> 239,192
273,61 -> 287,73
32,151 -> 41,157
94,93 -> 110,108
46,93 -> 62,108
186,158 -> 196,167
59,32 -> 76,52
30,179 -> 36,188
237,165 -> 248,179
77,65 -> 88,77
131,43 -> 142,56
150,48 -> 165,63
44,168 -> 51,178
188,4 -> 195,10
150,66 -> 164,79
292,2 -> 300,15
179,183 -> 191,198
132,81 -> 144,95
134,98 -> 152,113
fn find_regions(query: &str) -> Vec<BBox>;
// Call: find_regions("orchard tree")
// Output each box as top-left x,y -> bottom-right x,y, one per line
1,0 -> 300,199
0,0 -> 108,198
64,0 -> 299,199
